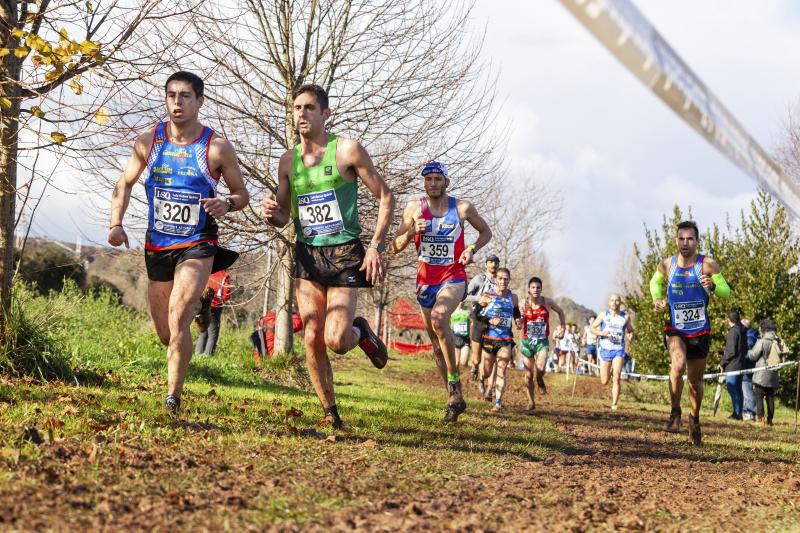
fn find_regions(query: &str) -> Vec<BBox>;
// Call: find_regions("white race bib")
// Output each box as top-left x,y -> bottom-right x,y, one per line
672,301 -> 706,331
419,235 -> 455,265
297,189 -> 344,237
526,321 -> 546,340
453,321 -> 468,335
153,188 -> 201,236
496,316 -> 513,329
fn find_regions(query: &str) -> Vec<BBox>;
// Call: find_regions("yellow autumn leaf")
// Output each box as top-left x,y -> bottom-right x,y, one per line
30,37 -> 52,55
86,0 -> 94,14
0,98 -> 11,110
44,69 -> 61,82
14,46 -> 30,58
79,40 -> 100,55
66,41 -> 79,55
30,106 -> 45,118
51,132 -> 67,144
69,79 -> 83,95
59,28 -> 69,40
11,28 -> 25,38
94,107 -> 109,125
31,55 -> 53,67
0,49 -> 9,58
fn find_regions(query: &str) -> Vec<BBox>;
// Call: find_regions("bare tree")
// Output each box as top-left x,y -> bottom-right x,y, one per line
0,0 -> 185,317
84,0 -> 507,353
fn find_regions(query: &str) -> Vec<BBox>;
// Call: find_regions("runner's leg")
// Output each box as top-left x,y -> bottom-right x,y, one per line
523,355 -> 535,408
611,356 -> 624,407
296,279 -> 336,410
421,282 -> 464,379
166,257 -> 213,398
600,359 -> 611,386
423,320 -> 448,389
324,287 -> 360,354
535,348 -> 548,392
666,336 -> 688,410
686,357 -> 707,417
494,345 -> 511,406
148,280 -> 173,346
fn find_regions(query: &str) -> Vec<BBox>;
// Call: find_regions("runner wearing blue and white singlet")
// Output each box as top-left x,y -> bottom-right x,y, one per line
476,268 -> 520,412
591,294 -> 633,412
108,71 -> 249,414
649,221 -> 730,445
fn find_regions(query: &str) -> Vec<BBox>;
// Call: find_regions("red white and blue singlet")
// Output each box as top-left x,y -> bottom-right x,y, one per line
144,122 -> 219,251
413,196 -> 467,287
665,254 -> 710,337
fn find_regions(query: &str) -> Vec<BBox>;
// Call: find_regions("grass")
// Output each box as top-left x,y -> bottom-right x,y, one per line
0,286 -> 799,530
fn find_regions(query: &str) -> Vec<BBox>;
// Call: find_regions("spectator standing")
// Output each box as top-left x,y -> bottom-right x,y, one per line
195,270 -> 232,356
720,310 -> 748,420
746,319 -> 787,426
741,318 -> 760,421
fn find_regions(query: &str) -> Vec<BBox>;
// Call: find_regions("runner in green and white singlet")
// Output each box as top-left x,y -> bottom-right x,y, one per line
450,301 -> 471,368
261,84 -> 395,429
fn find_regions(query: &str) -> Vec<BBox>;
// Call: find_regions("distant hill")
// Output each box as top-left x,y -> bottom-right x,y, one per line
554,296 -> 597,327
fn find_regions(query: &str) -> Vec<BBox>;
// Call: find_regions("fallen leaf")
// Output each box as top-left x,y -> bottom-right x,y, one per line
0,447 -> 20,464
61,405 -> 77,415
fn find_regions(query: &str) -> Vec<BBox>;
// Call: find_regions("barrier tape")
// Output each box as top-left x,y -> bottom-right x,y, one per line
576,358 -> 799,382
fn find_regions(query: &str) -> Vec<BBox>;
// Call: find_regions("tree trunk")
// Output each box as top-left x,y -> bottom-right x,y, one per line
0,2 -> 21,317
272,238 -> 295,355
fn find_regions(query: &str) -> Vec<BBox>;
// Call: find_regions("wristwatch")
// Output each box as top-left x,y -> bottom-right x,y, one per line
225,197 -> 236,213
368,242 -> 385,253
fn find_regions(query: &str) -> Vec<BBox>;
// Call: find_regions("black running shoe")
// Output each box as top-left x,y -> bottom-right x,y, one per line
688,415 -> 702,445
470,367 -> 478,381
443,382 -> 467,423
164,395 -> 181,414
353,317 -> 388,369
319,405 -> 343,430
194,287 -> 214,333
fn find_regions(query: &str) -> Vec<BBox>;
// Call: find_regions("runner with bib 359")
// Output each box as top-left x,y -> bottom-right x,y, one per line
392,161 -> 492,423
650,220 -> 731,445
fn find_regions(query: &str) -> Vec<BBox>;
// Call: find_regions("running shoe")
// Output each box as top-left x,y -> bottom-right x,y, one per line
664,407 -> 681,433
687,415 -> 702,445
484,391 -> 493,403
492,401 -> 503,412
194,287 -> 214,333
470,367 -> 478,381
443,382 -> 467,423
320,405 -> 343,430
525,402 -> 535,413
478,379 -> 486,395
610,404 -> 619,411
164,395 -> 181,414
353,317 -> 388,369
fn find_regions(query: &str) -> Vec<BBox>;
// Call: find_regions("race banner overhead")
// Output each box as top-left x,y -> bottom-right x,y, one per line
559,0 -> 800,221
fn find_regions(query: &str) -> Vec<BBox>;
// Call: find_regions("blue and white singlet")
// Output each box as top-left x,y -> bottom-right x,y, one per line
483,290 -> 514,341
665,254 -> 710,337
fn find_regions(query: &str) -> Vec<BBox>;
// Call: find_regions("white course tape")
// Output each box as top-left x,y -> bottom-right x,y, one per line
576,358 -> 799,382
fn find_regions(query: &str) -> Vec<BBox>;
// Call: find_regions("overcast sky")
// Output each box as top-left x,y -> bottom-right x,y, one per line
25,0 -> 800,310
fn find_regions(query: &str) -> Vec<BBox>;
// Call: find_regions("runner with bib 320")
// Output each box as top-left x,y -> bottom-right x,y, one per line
260,84 -> 394,430
650,220 -> 731,445
392,161 -> 492,423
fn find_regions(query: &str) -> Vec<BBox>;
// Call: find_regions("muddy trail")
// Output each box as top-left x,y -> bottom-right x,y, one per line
319,370 -> 800,532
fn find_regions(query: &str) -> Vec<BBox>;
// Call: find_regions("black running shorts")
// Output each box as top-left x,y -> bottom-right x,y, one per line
294,239 -> 372,288
145,241 -> 239,282
664,331 -> 710,360
481,338 -> 515,356
453,334 -> 469,349
469,311 -> 487,343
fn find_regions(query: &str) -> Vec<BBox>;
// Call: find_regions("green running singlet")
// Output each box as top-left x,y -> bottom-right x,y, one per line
291,135 -> 361,246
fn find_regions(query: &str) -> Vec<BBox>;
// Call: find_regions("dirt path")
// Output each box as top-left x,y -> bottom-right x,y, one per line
318,372 -> 800,532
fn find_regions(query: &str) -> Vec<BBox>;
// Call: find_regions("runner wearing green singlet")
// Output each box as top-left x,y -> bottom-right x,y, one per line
518,276 -> 565,411
451,301 -> 471,369
261,84 -> 395,429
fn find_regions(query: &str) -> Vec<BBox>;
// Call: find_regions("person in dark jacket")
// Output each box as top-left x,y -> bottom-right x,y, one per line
720,310 -> 748,420
741,319 -> 760,421
746,319 -> 787,426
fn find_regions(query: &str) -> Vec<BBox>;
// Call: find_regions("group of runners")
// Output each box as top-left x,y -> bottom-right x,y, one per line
108,71 -> 732,445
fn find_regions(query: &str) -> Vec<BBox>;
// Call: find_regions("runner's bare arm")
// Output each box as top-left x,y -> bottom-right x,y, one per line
457,199 -> 492,266
589,315 -> 605,337
108,130 -> 152,248
513,293 -> 522,329
344,139 -> 395,246
200,136 -> 250,218
261,151 -> 292,227
548,298 -> 567,336
391,201 -> 420,254
625,315 -> 634,335
342,139 -> 394,284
